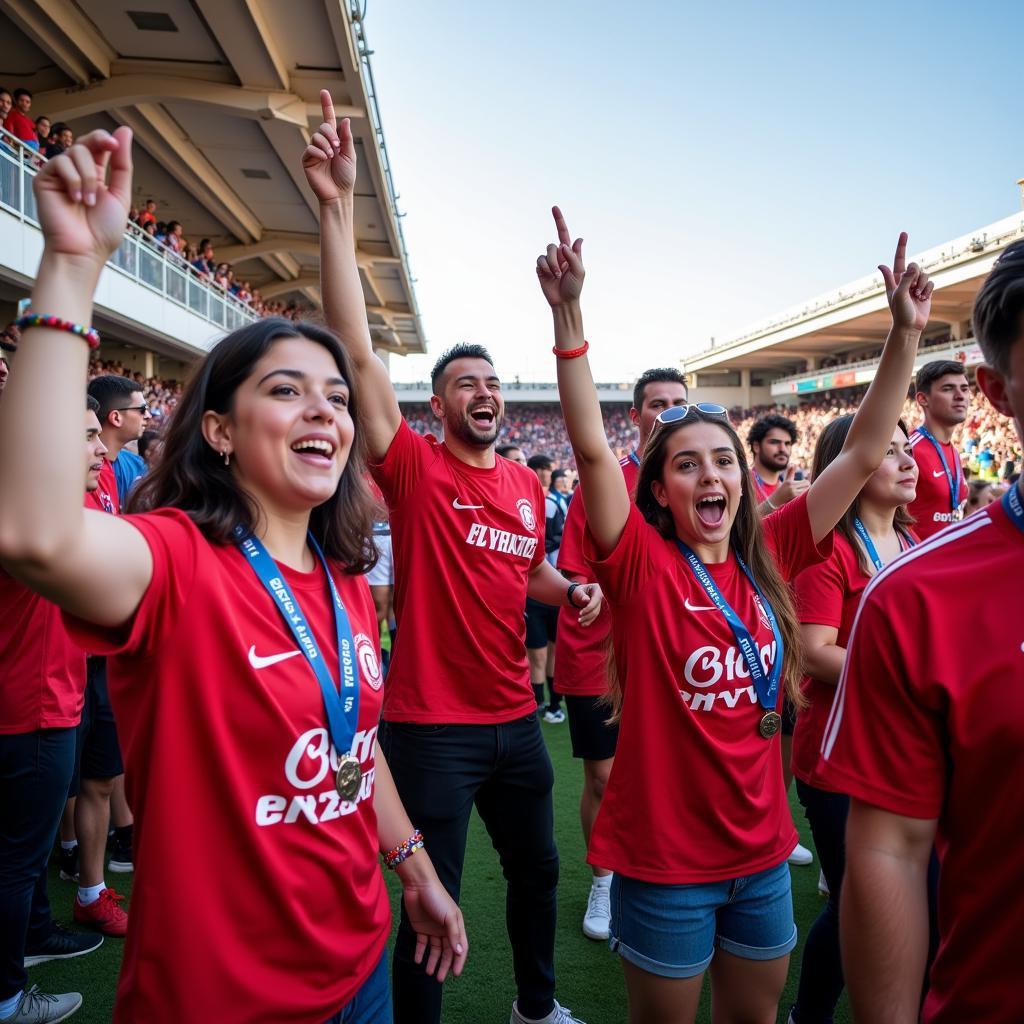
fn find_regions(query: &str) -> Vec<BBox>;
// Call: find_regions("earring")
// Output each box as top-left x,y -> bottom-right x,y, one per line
222,448 -> 231,467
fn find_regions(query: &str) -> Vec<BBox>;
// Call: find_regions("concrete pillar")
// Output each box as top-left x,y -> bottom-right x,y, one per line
804,356 -> 819,372
740,368 -> 752,409
144,351 -> 155,377
950,319 -> 968,341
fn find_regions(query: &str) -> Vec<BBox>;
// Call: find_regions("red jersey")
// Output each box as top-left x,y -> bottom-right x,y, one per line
63,509 -> 389,1024
752,469 -> 782,504
817,499 -> 1024,1024
4,109 -> 36,143
370,420 -> 546,723
0,567 -> 86,733
554,454 -> 639,697
584,494 -> 830,882
907,426 -> 967,539
84,459 -> 120,515
791,533 -> 873,786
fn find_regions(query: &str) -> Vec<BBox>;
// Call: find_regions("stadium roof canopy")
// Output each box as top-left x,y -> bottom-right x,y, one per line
0,0 -> 425,355
684,211 -> 1024,376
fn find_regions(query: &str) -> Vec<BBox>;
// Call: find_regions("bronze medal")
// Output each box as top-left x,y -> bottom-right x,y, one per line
759,711 -> 782,739
335,755 -> 362,801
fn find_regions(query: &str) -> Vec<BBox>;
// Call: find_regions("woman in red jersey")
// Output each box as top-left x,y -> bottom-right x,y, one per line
788,415 -> 918,1024
535,213 -> 931,1024
0,116 -> 466,1023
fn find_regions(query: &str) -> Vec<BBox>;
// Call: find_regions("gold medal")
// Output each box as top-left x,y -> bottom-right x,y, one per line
759,711 -> 782,739
335,755 -> 362,801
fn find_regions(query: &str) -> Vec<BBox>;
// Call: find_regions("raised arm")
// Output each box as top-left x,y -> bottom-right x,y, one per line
305,90 -> 401,460
537,207 -> 630,557
841,799 -> 935,1023
0,128 -> 153,626
805,233 -> 931,543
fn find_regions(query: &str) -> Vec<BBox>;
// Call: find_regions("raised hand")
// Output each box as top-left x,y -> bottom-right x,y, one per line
770,465 -> 810,507
879,232 -> 933,332
402,874 -> 468,983
536,206 -> 585,308
33,127 -> 133,270
302,89 -> 357,202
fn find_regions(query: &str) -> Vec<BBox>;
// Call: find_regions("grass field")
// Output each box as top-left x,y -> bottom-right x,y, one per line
32,721 -> 848,1023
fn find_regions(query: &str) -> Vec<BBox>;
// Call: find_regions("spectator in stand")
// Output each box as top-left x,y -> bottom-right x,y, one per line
0,88 -> 11,126
163,221 -> 183,254
0,354 -> 8,394
138,429 -> 162,469
43,123 -> 72,159
3,89 -> 38,151
747,414 -> 809,514
136,198 -> 157,230
34,116 -> 49,149
192,239 -> 215,276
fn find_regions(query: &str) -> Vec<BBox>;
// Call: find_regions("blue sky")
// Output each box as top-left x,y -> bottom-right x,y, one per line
366,1 -> 1023,383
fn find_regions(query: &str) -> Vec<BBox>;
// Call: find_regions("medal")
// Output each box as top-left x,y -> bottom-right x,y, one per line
335,755 -> 363,801
759,711 -> 782,739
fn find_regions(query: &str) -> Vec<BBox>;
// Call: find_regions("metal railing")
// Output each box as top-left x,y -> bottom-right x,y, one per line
0,127 -> 257,334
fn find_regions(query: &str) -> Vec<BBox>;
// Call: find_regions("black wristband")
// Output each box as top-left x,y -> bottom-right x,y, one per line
566,582 -> 583,608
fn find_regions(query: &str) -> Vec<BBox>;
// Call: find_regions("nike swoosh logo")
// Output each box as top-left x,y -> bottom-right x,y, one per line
932,470 -> 946,477
248,646 -> 302,670
452,498 -> 484,510
684,598 -> 717,612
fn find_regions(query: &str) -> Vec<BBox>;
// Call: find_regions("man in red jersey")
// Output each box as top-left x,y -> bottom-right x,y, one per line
555,366 -> 687,942
818,241 -> 1024,1024
0,396 -> 106,1024
748,414 -> 808,513
325,321 -> 600,1024
907,359 -> 970,539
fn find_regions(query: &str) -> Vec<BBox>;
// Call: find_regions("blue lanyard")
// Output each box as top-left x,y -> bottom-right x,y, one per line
852,518 -> 916,571
753,470 -> 780,496
674,541 -> 783,711
916,426 -> 962,512
628,451 -> 640,467
235,528 -> 360,758
1003,483 -> 1024,535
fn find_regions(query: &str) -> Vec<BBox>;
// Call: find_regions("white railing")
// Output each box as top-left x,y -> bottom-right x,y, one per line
0,127 -> 257,334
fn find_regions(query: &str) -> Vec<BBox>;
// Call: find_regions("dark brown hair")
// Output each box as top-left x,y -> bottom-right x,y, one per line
128,317 -> 378,574
973,239 -> 1024,375
604,408 -> 805,718
914,359 -> 966,396
810,414 -> 915,576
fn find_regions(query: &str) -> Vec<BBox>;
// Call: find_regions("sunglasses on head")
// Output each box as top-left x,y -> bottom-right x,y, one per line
655,402 -> 729,425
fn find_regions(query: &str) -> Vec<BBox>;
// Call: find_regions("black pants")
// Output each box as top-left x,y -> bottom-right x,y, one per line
379,713 -> 558,1024
0,728 -> 76,1000
792,780 -> 942,1024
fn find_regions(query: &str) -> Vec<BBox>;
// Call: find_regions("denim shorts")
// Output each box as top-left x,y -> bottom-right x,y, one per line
609,860 -> 797,978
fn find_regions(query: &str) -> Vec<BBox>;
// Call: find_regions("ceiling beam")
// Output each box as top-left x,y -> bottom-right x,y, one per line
111,104 -> 261,242
260,275 -> 321,299
3,0 -> 113,84
194,0 -> 291,91
216,233 -> 396,265
34,75 -> 364,127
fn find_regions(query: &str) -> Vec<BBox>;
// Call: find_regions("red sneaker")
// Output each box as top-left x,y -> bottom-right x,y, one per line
74,887 -> 128,937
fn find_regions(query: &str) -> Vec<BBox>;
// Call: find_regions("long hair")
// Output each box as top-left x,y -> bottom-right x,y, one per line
810,414 -> 915,577
604,408 -> 805,719
128,317 -> 378,574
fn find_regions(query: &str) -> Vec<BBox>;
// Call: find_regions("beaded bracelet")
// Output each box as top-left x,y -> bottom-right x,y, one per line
14,313 -> 100,350
383,829 -> 425,870
552,340 -> 589,360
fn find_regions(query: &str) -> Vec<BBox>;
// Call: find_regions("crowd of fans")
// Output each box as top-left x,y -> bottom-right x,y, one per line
1,86 -> 309,323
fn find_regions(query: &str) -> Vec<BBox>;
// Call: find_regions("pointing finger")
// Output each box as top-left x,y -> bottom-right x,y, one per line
552,205 -> 571,247
320,89 -> 336,126
893,231 -> 908,279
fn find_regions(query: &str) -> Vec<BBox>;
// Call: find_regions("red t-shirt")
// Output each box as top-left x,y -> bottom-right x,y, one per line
370,420 -> 546,723
0,567 -> 86,733
583,494 -> 830,882
63,509 -> 390,1024
84,459 -> 120,515
554,455 -> 639,697
907,427 -> 967,540
752,470 -> 781,504
4,109 -> 36,143
817,499 -> 1024,1024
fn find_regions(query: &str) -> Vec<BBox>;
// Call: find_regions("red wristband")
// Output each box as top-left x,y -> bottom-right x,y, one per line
552,340 -> 589,360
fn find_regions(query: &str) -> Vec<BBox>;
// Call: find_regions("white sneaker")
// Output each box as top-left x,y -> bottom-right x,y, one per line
582,879 -> 611,940
543,708 -> 566,724
818,869 -> 830,896
510,1000 -> 586,1024
788,842 -> 813,866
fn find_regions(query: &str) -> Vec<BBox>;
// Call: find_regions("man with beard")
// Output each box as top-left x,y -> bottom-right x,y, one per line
748,413 -> 808,513
907,360 -> 971,539
339,336 -> 600,1024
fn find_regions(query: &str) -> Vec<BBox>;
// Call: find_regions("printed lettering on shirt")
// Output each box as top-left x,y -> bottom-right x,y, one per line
680,639 -> 777,712
464,522 -> 538,560
255,725 -> 378,827
517,497 -> 536,531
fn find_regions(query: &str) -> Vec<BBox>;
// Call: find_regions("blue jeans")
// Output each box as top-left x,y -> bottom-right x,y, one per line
324,951 -> 391,1024
0,728 -> 77,1000
610,860 -> 797,979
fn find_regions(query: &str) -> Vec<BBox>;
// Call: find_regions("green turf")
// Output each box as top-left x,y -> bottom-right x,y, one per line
33,723 -> 848,1022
